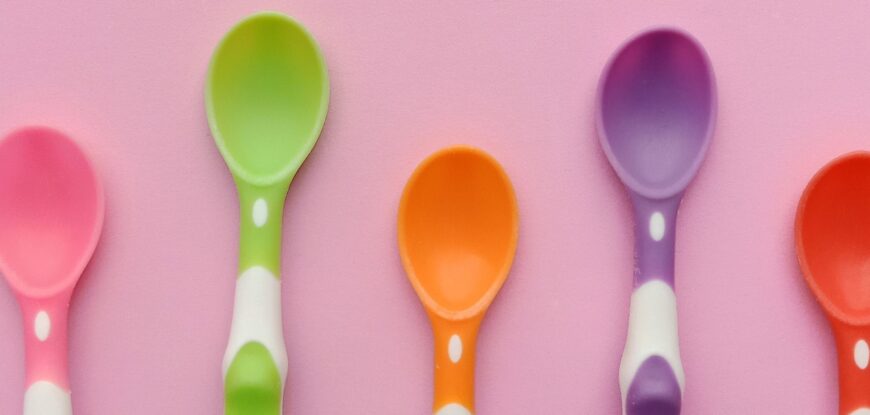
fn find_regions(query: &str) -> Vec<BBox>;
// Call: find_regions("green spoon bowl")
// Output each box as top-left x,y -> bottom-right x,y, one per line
206,11 -> 329,185
205,11 -> 329,415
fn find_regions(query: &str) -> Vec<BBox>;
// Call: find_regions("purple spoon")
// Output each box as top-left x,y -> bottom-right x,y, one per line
596,28 -> 716,415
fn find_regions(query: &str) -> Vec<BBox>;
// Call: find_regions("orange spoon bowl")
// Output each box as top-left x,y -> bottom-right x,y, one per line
398,146 -> 518,415
796,151 -> 870,415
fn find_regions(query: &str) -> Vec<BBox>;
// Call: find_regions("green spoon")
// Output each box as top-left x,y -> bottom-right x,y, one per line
205,12 -> 329,415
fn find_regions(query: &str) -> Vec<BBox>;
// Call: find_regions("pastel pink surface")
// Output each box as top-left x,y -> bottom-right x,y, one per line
0,1 -> 867,413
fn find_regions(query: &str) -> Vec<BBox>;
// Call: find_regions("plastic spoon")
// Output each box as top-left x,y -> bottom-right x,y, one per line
398,146 -> 518,415
205,11 -> 329,415
796,152 -> 870,415
0,127 -> 104,415
596,28 -> 716,415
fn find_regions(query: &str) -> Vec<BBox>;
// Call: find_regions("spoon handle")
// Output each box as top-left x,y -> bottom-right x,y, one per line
831,320 -> 870,415
20,292 -> 73,415
430,315 -> 481,415
620,197 -> 684,415
223,183 -> 289,415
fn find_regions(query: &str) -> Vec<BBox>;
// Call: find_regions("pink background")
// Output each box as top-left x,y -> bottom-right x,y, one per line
1,0 -> 869,413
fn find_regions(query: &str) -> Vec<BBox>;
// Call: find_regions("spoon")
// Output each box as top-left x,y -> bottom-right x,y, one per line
398,146 -> 518,415
596,28 -> 716,415
205,11 -> 329,415
796,152 -> 870,415
0,127 -> 104,415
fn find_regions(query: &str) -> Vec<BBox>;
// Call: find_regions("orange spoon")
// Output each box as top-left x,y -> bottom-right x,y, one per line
398,146 -> 518,415
796,152 -> 870,415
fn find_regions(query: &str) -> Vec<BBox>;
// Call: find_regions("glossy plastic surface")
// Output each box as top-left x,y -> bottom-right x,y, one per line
398,146 -> 518,414
0,127 -> 104,415
206,11 -> 329,186
205,11 -> 329,415
597,28 -> 716,415
0,127 -> 103,298
797,152 -> 870,415
597,28 -> 715,200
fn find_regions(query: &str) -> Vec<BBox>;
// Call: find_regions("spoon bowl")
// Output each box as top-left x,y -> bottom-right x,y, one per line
0,128 -> 103,297
797,152 -> 870,415
597,28 -> 716,415
399,146 -> 518,415
206,11 -> 329,184
598,28 -> 715,198
797,152 -> 870,323
0,126 -> 103,415
399,147 -> 518,319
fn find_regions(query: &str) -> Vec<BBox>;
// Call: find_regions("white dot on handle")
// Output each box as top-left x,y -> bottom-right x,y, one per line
849,409 -> 870,415
252,198 -> 268,227
34,311 -> 51,342
649,212 -> 665,241
448,334 -> 462,364
855,340 -> 869,370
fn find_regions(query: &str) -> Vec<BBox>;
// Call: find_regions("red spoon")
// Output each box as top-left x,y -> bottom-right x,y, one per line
796,152 -> 870,415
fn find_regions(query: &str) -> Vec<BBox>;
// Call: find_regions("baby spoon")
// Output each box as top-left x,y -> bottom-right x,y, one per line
596,28 -> 716,415
205,12 -> 329,415
796,152 -> 870,415
398,146 -> 518,415
0,127 -> 104,415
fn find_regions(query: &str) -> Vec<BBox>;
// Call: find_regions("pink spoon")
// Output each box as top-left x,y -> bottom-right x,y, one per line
0,127 -> 104,414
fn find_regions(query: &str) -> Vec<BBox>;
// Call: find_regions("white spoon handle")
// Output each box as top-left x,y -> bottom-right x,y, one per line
620,280 -> 684,415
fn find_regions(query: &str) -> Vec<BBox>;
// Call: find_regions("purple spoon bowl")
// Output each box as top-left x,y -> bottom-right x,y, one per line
598,28 -> 716,199
596,28 -> 716,415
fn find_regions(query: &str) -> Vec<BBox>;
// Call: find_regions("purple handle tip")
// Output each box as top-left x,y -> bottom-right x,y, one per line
626,356 -> 681,415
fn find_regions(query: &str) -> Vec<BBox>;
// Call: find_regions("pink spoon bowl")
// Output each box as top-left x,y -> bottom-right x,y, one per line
0,127 -> 104,415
